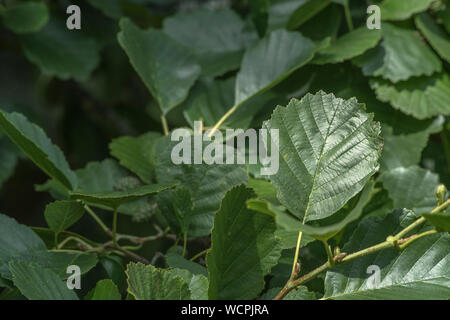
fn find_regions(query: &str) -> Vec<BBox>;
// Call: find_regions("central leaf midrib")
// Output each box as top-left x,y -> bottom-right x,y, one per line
302,97 -> 340,223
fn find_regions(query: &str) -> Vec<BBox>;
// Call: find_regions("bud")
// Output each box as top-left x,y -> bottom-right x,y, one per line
436,184 -> 447,205
295,262 -> 301,275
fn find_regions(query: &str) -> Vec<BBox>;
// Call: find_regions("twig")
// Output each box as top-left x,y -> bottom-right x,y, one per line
274,199 -> 450,300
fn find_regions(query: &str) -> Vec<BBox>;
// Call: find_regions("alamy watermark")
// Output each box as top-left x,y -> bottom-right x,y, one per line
66,265 -> 81,290
170,121 -> 280,176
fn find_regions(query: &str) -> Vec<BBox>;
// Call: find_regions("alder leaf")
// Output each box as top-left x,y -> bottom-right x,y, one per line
235,29 -> 316,106
354,23 -> 442,83
163,8 -> 254,77
0,110 -> 77,190
415,13 -> 450,64
171,268 -> 209,300
10,261 -> 78,300
70,182 -> 178,209
247,180 -> 376,241
324,209 -> 450,299
165,252 -> 208,277
380,166 -> 439,215
118,18 -> 201,115
44,200 -> 85,235
0,2 -> 49,34
20,18 -> 100,81
312,27 -> 381,65
207,185 -> 281,300
380,119 -> 443,171
370,73 -> 450,120
89,279 -> 121,300
379,0 -> 436,21
126,263 -> 190,300
154,136 -> 247,237
263,91 -> 382,222
109,132 -> 162,184
284,286 -> 316,300
422,212 -> 450,232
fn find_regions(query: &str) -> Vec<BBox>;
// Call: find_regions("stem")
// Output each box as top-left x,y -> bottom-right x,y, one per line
161,114 -> 169,136
322,240 -> 334,267
207,103 -> 241,137
182,233 -> 187,257
398,229 -> 438,250
112,207 -> 119,247
274,199 -> 450,300
290,231 -> 303,280
57,236 -> 93,250
190,248 -> 209,261
394,199 -> 450,239
84,204 -> 111,234
344,2 -> 354,31
114,246 -> 150,264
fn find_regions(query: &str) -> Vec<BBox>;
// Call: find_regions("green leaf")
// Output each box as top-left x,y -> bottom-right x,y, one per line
44,200 -> 85,235
100,256 -> 126,293
0,214 -> 97,280
380,119 -> 443,171
163,8 -> 253,77
155,187 -> 194,237
155,136 -> 248,237
170,268 -> 209,300
380,166 -> 439,214
370,73 -> 450,120
379,0 -> 436,21
0,110 -> 77,190
235,29 -> 316,106
312,27 -> 381,65
183,77 -> 281,130
109,132 -> 162,184
422,212 -> 450,232
248,180 -> 376,241
287,0 -> 331,30
0,2 -> 49,34
76,158 -> 129,194
20,18 -> 100,81
90,279 -> 121,300
70,182 -> 178,209
248,176 -> 279,204
73,158 -> 158,220
274,229 -> 315,250
126,263 -> 190,300
354,23 -> 442,83
165,252 -> 208,278
188,274 -> 209,300
10,261 -> 78,300
324,209 -> 450,299
2,251 -> 98,281
207,185 -> 281,300
267,0 -> 307,31
284,286 -> 317,300
415,13 -> 450,64
118,18 -> 200,115
0,213 -> 47,269
264,91 -> 382,222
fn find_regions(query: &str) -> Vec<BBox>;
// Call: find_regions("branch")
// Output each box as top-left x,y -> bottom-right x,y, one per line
274,199 -> 450,300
